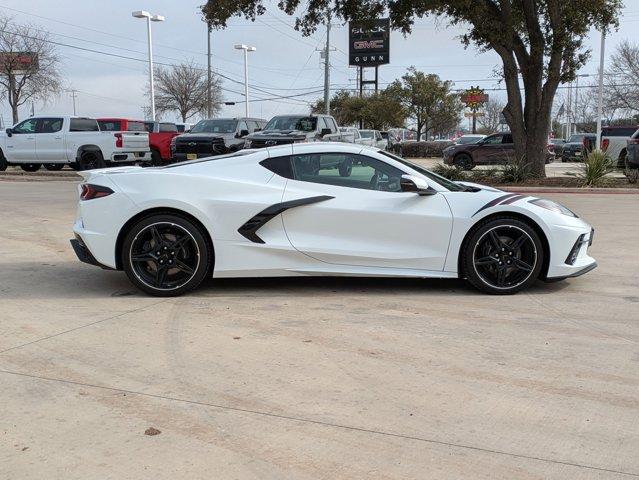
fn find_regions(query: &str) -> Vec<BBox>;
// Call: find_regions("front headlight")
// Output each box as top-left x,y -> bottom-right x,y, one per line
529,198 -> 578,217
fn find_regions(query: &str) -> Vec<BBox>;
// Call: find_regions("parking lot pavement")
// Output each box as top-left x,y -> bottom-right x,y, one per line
1,180 -> 638,480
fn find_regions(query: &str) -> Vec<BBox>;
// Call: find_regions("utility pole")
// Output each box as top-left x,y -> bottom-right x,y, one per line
596,31 -> 606,151
207,22 -> 212,118
323,11 -> 331,114
70,90 -> 77,115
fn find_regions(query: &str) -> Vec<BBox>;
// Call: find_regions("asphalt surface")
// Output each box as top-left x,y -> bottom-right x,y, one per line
1,180 -> 638,479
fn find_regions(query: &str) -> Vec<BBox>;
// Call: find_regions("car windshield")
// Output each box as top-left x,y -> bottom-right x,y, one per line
191,119 -> 238,134
360,130 -> 374,138
568,134 -> 586,143
457,136 -> 482,144
264,116 -> 317,132
379,151 -> 466,192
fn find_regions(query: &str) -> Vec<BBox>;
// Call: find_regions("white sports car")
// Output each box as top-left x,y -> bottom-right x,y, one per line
71,143 -> 596,296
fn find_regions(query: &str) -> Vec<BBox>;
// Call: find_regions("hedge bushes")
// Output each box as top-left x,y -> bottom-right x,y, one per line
397,141 -> 454,158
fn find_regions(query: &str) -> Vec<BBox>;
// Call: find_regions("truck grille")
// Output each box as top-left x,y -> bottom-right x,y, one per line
175,138 -> 225,154
250,138 -> 296,149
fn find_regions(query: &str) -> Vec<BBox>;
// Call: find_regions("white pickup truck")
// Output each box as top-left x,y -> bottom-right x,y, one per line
600,125 -> 639,167
0,116 -> 151,172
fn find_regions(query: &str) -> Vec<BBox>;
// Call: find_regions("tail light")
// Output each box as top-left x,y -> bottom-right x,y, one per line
80,184 -> 113,201
114,133 -> 123,148
601,138 -> 609,151
547,144 -> 555,153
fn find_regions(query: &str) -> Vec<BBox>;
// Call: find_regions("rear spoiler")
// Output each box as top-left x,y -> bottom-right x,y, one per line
77,166 -> 143,181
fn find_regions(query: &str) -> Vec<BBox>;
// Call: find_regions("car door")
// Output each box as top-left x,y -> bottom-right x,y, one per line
280,150 -> 453,271
5,118 -> 38,161
471,133 -> 505,164
35,117 -> 65,162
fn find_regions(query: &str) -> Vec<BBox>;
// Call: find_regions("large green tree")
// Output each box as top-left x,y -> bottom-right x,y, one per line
311,89 -> 406,129
385,68 -> 461,139
202,0 -> 622,178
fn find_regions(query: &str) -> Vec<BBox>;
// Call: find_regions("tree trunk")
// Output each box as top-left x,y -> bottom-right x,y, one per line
8,73 -> 18,124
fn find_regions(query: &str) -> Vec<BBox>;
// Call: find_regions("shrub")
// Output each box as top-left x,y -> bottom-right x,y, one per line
432,163 -> 466,181
400,141 -> 454,158
625,166 -> 639,184
576,150 -> 614,187
500,158 -> 533,184
469,168 -> 500,184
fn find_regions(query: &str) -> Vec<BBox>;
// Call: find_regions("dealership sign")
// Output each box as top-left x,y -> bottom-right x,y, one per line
0,52 -> 39,73
349,18 -> 390,66
461,87 -> 489,110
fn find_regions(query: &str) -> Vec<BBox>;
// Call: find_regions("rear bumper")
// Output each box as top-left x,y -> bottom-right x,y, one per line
70,235 -> 114,270
110,151 -> 152,162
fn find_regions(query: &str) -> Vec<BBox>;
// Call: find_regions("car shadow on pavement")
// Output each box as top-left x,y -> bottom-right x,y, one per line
0,261 -> 571,300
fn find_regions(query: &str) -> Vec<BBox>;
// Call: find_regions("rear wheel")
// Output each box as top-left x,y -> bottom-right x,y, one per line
150,148 -> 163,166
462,217 -> 544,295
44,163 -> 64,171
78,150 -> 105,170
453,153 -> 474,170
0,151 -> 7,171
122,214 -> 212,296
20,163 -> 41,172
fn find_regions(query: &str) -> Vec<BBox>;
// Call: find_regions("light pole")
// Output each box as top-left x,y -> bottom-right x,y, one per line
234,44 -> 256,117
132,10 -> 165,120
596,31 -> 606,151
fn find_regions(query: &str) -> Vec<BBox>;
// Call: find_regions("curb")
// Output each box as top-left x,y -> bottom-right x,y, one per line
500,186 -> 639,194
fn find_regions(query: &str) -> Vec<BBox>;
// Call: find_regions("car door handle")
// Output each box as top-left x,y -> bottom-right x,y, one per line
27,136 -> 35,140
54,136 -> 62,140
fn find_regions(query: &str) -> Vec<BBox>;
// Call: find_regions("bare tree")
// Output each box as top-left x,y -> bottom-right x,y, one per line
477,98 -> 505,134
152,61 -> 222,121
605,40 -> 639,115
0,15 -> 62,123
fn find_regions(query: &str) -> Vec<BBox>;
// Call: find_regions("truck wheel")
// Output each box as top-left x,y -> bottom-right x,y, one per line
20,163 -> 41,172
44,163 -> 64,171
78,151 -> 105,170
0,151 -> 7,171
151,149 -> 163,166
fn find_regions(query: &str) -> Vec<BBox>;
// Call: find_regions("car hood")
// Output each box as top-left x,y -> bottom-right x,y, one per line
175,133 -> 231,140
247,130 -> 310,139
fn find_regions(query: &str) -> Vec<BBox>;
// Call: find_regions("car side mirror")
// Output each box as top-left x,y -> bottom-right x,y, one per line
237,129 -> 249,138
400,175 -> 436,196
320,128 -> 332,137
5,128 -> 12,137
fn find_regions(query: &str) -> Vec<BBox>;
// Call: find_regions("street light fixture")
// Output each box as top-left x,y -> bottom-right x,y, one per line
234,44 -> 256,117
132,10 -> 165,120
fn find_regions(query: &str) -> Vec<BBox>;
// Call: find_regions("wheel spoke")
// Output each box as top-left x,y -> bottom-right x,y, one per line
496,267 -> 508,286
510,234 -> 528,251
155,265 -> 168,287
175,259 -> 195,276
131,251 -> 156,262
475,256 -> 498,266
512,258 -> 533,272
488,230 -> 505,251
149,226 -> 164,247
169,234 -> 190,251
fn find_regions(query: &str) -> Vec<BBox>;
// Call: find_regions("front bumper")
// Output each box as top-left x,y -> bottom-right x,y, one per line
545,225 -> 597,280
172,152 -> 219,161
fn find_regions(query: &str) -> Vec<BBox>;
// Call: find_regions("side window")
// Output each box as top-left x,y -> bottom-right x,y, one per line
37,118 -> 64,133
290,153 -> 404,192
13,119 -> 38,134
328,118 -> 338,133
238,121 -> 248,134
260,156 -> 294,179
159,123 -> 177,133
483,134 -> 503,145
317,117 -> 328,132
502,134 -> 513,144
69,118 -> 99,132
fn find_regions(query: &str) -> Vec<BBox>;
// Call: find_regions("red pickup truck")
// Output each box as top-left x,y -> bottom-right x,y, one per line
97,118 -> 179,165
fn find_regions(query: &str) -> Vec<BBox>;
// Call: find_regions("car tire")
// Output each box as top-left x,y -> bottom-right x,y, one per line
122,213 -> 212,297
151,148 -> 163,167
20,163 -> 41,172
44,163 -> 64,171
0,151 -> 7,171
462,216 -> 544,295
78,150 -> 105,170
453,153 -> 474,170
338,158 -> 353,177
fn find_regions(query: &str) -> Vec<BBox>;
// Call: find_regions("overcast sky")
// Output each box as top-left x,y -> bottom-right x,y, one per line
1,0 -> 638,127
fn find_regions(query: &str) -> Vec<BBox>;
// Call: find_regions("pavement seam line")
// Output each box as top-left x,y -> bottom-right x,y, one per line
0,369 -> 637,478
0,299 -> 172,355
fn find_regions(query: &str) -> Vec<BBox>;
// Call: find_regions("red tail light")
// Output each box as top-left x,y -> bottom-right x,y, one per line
601,138 -> 609,151
80,184 -> 113,201
114,133 -> 123,148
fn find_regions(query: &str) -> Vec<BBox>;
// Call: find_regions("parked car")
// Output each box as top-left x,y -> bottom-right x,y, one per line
387,128 -> 418,154
98,118 -> 179,165
625,130 -> 639,169
561,133 -> 596,162
171,117 -> 267,161
0,116 -> 150,172
360,129 -> 388,149
455,134 -> 486,145
175,123 -> 192,133
600,125 -> 639,167
244,114 -> 343,149
548,138 -> 566,158
71,142 -> 597,297
443,132 -> 554,170
339,127 -> 360,143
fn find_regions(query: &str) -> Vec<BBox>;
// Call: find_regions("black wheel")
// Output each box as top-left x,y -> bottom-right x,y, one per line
78,150 -> 105,170
20,163 -> 41,172
453,153 -> 474,170
0,151 -> 7,171
44,163 -> 64,171
151,149 -> 163,167
338,158 -> 353,177
69,162 -> 81,171
122,214 -> 212,296
462,217 -> 544,295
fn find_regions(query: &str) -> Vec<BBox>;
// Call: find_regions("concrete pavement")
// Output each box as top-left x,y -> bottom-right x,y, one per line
1,180 -> 638,479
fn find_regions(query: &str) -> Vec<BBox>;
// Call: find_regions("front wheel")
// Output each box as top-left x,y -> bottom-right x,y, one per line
122,214 -> 212,296
20,163 -> 41,172
453,153 -> 474,170
462,217 -> 544,295
44,163 -> 64,171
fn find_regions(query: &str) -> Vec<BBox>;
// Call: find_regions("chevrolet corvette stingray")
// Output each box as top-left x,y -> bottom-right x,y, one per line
71,143 -> 596,296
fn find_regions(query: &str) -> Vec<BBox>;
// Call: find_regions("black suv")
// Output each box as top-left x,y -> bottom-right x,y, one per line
243,114 -> 344,149
171,117 -> 267,161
